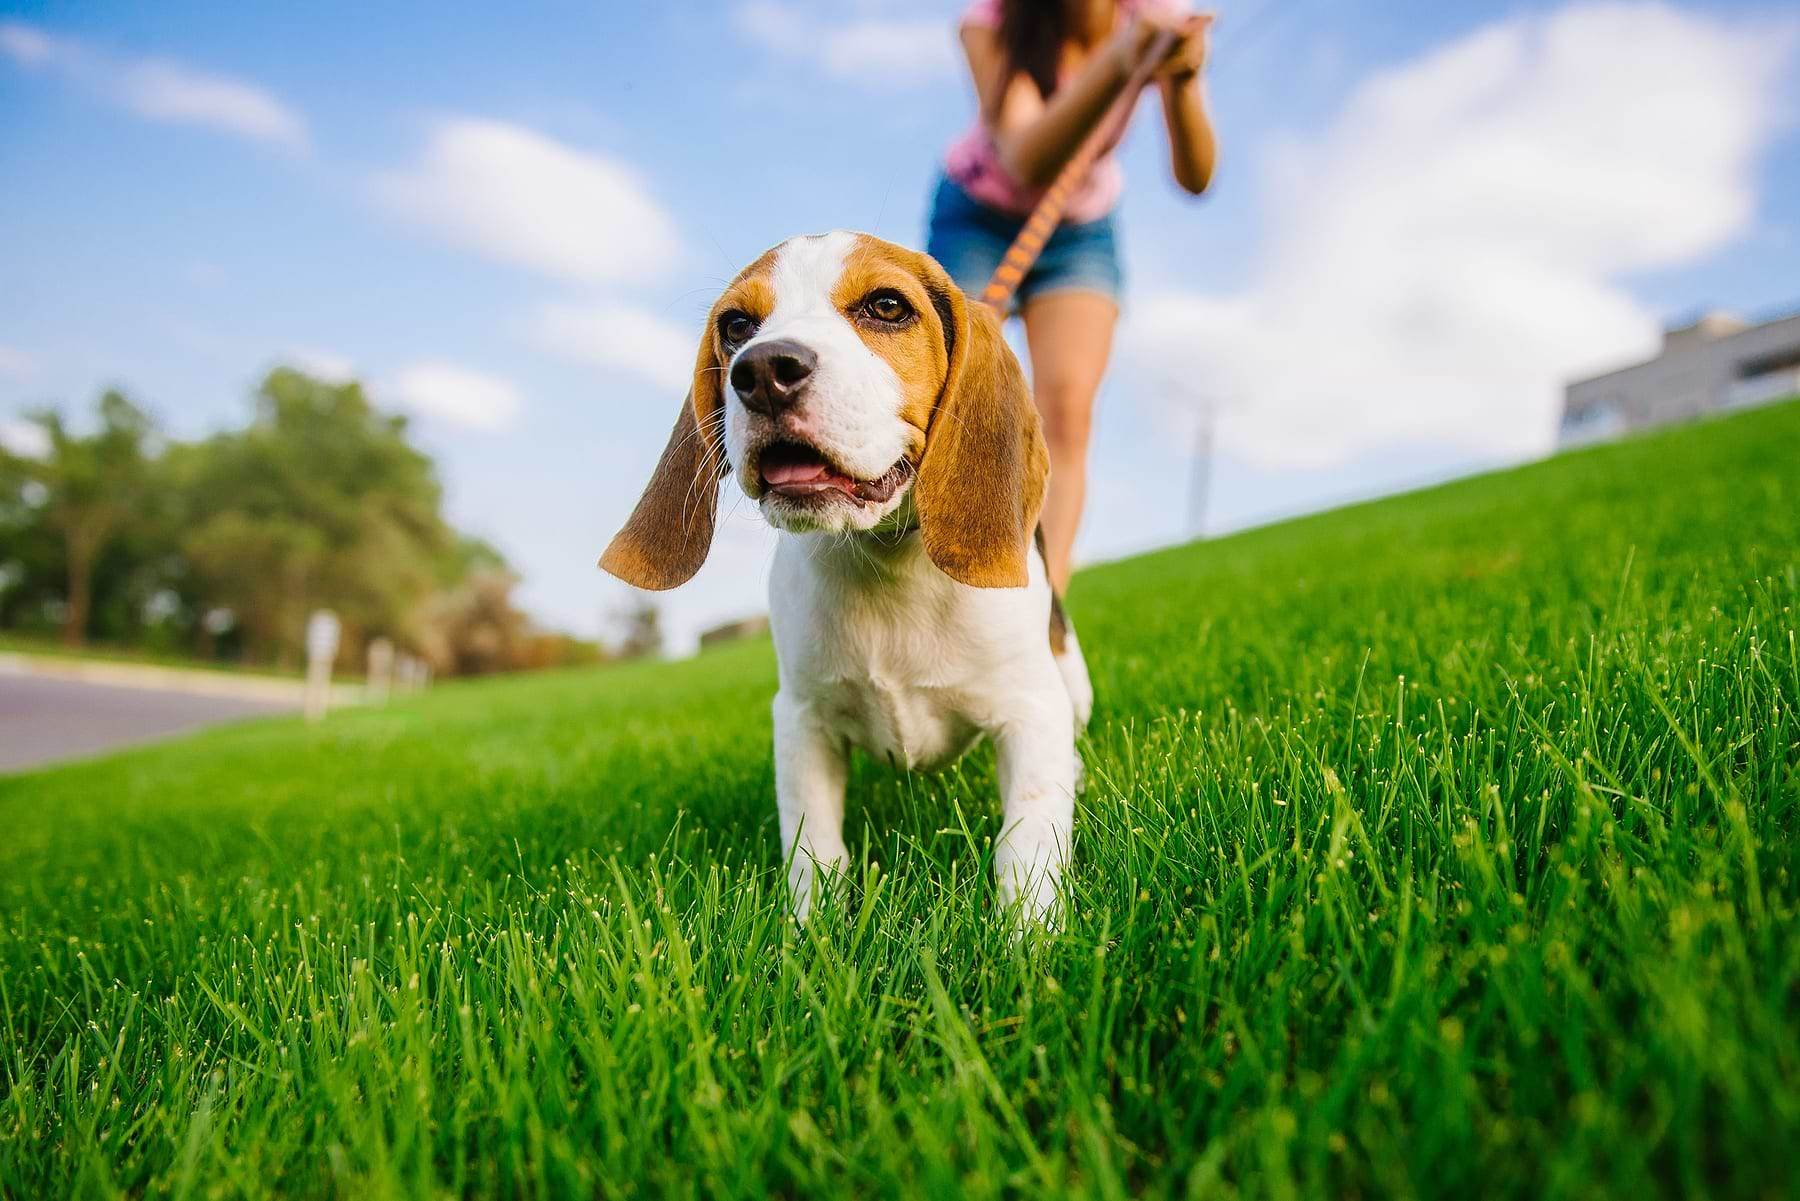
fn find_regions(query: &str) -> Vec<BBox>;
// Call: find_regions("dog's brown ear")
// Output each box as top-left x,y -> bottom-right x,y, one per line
599,340 -> 725,591
914,282 -> 1048,589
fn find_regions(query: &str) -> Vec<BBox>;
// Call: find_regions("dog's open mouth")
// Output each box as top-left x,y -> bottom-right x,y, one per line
758,441 -> 909,504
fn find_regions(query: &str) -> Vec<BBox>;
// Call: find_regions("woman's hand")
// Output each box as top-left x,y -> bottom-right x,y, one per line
1154,13 -> 1213,83
1110,12 -> 1214,83
1144,11 -> 1218,195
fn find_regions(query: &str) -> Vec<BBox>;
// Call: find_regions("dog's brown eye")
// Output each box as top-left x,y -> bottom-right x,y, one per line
720,312 -> 757,347
860,292 -> 913,324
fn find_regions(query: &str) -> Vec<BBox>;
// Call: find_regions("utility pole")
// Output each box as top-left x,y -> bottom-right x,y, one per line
1186,394 -> 1218,540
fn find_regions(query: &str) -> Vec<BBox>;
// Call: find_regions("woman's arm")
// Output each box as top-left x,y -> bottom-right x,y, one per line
1155,15 -> 1216,195
961,24 -> 1138,191
961,16 -> 1216,196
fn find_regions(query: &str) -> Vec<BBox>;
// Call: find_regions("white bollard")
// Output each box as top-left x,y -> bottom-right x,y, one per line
366,637 -> 394,705
303,609 -> 340,724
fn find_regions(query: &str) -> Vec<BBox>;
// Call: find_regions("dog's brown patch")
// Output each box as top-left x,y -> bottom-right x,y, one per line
599,247 -> 781,590
1036,525 -> 1069,655
831,238 -> 952,447
912,275 -> 1048,589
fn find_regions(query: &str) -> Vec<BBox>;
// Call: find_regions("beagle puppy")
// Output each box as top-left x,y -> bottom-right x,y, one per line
601,231 -> 1091,925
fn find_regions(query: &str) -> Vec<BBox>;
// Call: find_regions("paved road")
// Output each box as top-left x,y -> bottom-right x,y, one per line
0,673 -> 291,774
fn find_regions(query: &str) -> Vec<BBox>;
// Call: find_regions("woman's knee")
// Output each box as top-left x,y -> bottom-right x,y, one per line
1035,383 -> 1096,451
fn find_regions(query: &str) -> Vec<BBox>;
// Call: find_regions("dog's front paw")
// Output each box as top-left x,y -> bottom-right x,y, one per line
786,849 -> 847,924
995,852 -> 1064,931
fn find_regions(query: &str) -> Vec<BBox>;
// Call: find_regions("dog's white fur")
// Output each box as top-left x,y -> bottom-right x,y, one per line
767,512 -> 1092,922
604,231 -> 1092,925
726,233 -> 916,530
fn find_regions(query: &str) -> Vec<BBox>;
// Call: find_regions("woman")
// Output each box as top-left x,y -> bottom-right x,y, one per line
927,0 -> 1216,594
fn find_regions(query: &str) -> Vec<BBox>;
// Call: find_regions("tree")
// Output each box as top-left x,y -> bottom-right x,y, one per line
410,569 -> 531,677
609,594 -> 663,660
0,446 -> 63,633
409,564 -> 604,676
0,368 -> 600,677
3,391 -> 156,645
182,369 -> 455,665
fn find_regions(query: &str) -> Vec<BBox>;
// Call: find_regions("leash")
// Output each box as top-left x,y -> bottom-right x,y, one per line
977,27 -> 1181,312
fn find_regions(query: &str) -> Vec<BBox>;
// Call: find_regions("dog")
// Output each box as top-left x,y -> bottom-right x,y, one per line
601,231 -> 1091,925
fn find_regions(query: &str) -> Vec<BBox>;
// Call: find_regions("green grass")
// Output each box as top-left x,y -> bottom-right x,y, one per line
3,401 -> 1798,1200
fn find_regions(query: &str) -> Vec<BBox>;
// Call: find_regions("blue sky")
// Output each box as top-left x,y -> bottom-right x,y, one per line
3,0 -> 1796,650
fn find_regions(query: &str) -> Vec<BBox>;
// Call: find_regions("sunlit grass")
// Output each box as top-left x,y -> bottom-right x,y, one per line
3,400 -> 1797,1199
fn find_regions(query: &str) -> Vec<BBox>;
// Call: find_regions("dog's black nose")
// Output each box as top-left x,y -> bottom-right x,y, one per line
731,339 -> 816,415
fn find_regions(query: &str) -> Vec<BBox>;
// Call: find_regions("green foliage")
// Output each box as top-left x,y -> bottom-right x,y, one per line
0,447 -> 64,631
411,570 -> 531,676
442,534 -> 511,586
180,369 -> 456,665
0,367 -> 599,672
2,401 -> 1797,1199
0,391 -> 156,645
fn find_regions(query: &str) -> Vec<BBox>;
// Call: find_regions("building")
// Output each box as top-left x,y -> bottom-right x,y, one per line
1560,309 -> 1800,447
697,613 -> 769,651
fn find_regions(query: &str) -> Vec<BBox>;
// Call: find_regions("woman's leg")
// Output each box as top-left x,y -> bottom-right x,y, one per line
1020,289 -> 1118,594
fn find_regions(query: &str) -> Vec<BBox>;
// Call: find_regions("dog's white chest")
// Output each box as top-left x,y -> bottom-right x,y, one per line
811,675 -> 982,772
768,533 -> 1045,773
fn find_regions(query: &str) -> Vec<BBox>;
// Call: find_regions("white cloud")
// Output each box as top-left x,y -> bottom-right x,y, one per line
821,20 -> 958,82
0,21 -> 54,66
0,21 -> 308,152
0,417 -> 51,459
120,60 -> 308,152
1127,2 -> 1794,468
734,2 -> 956,86
372,119 -> 684,284
0,346 -> 35,380
528,301 -> 697,393
388,362 -> 524,432
734,2 -> 807,49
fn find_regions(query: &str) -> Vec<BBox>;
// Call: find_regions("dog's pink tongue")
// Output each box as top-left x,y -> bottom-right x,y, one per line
763,460 -> 830,486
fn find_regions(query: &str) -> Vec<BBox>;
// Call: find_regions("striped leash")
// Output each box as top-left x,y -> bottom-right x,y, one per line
977,27 -> 1181,312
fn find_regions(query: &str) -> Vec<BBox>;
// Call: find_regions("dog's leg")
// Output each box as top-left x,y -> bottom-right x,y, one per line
1055,625 -> 1093,795
1056,625 -> 1094,732
992,692 -> 1078,927
773,692 -> 848,923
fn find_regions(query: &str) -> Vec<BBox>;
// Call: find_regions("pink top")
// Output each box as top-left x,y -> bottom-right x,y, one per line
944,0 -> 1187,222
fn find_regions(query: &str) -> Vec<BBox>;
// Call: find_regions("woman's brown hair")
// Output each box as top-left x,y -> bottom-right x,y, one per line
999,0 -> 1071,99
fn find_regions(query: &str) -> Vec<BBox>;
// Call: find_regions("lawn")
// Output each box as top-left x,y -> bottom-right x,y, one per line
3,400 -> 1797,1200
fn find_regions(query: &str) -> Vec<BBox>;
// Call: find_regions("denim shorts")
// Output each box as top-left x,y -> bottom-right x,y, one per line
924,173 -> 1123,314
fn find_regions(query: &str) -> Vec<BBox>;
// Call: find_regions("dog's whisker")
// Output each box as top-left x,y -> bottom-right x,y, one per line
676,425 -> 730,536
